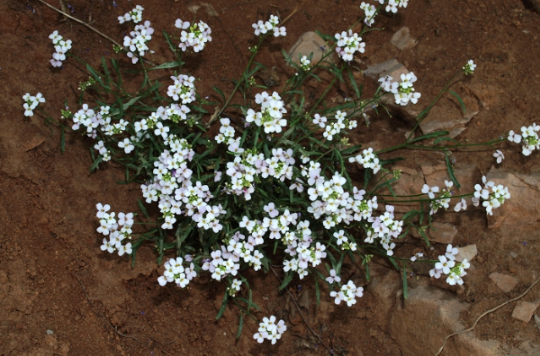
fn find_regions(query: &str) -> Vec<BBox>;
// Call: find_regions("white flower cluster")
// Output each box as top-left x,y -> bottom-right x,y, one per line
96,203 -> 134,256
246,91 -> 287,134
508,123 -> 540,156
360,2 -> 377,26
330,280 -> 364,306
223,146 -> 295,200
123,20 -> 154,64
228,278 -> 242,297
49,31 -> 72,68
157,256 -> 197,288
463,59 -> 476,75
317,110 -> 357,141
118,5 -> 144,24
175,19 -> 212,52
421,180 -> 453,215
204,231 -> 264,280
473,175 -> 510,215
167,74 -> 196,104
348,147 -> 382,174
300,55 -> 311,71
430,244 -> 470,286
22,93 -> 45,117
379,72 -> 421,106
377,0 -> 409,13
252,15 -> 286,37
335,29 -> 365,62
253,316 -> 287,344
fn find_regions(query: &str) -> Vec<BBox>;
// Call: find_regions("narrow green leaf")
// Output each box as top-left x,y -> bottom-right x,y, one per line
278,271 -> 294,291
137,199 -> 150,220
444,150 -> 461,188
149,61 -> 180,70
89,155 -> 103,172
402,265 -> 408,300
60,127 -> 65,153
236,313 -> 244,339
409,130 -> 450,143
123,96 -> 141,111
448,90 -> 467,114
346,66 -> 361,98
216,292 -> 229,320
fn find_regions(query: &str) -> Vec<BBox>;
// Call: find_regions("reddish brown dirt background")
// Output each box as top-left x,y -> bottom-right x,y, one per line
1,0 -> 540,355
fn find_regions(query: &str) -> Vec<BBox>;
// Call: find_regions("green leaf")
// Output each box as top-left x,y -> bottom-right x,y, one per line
213,86 -> 225,102
409,130 -> 450,143
433,136 -> 459,144
216,292 -> 228,320
123,96 -> 141,111
402,265 -> 408,300
346,66 -> 361,98
444,150 -> 461,188
448,90 -> 467,114
60,127 -> 65,153
86,64 -> 109,91
236,313 -> 244,339
137,199 -> 150,220
278,271 -> 294,291
149,61 -> 180,70
340,144 -> 362,155
417,226 -> 430,247
162,31 -> 177,54
89,155 -> 103,172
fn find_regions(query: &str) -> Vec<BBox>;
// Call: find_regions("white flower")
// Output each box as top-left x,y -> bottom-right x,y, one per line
421,184 -> 439,199
493,150 -> 504,164
463,59 -> 476,75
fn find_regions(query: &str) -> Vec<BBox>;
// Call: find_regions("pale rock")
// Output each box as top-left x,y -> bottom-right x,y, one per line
288,32 -> 336,65
420,159 -> 478,210
390,285 -> 502,355
489,272 -> 518,293
455,244 -> 477,262
412,222 -> 457,244
486,167 -> 540,228
364,59 -> 408,80
419,91 -> 480,138
389,165 -> 424,213
534,314 -> 540,330
390,27 -> 417,51
512,300 -> 540,323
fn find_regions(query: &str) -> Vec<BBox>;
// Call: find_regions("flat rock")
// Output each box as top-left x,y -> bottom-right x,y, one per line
486,167 -> 540,228
288,31 -> 336,65
412,221 -> 457,244
455,244 -> 477,262
390,165 -> 425,213
390,285 -> 502,355
512,300 -> 540,323
390,27 -> 417,51
489,272 -> 518,293
419,90 -> 480,138
364,59 -> 408,80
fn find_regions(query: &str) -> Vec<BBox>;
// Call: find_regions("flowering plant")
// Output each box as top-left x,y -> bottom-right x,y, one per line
29,0 -> 536,345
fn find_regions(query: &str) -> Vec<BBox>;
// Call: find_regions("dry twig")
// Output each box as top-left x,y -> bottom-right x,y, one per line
37,0 -> 122,48
435,276 -> 540,356
270,267 -> 327,348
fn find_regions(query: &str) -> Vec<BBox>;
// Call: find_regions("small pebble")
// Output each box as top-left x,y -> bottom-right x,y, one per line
46,329 -> 54,335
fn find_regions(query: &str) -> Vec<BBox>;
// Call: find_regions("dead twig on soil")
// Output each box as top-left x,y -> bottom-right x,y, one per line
270,267 -> 328,349
435,276 -> 540,356
74,273 -> 145,344
36,0 -> 121,48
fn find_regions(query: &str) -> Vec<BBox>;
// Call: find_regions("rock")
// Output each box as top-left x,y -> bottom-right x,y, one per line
390,165 -> 425,213
486,167 -> 540,228
455,244 -> 477,262
368,270 -> 400,325
512,300 -> 540,323
418,90 -> 480,138
535,314 -> 540,330
364,59 -> 408,80
413,222 -> 457,244
288,32 -> 336,65
420,159 -> 478,210
390,27 -> 417,50
489,272 -> 518,293
389,285 -> 502,355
